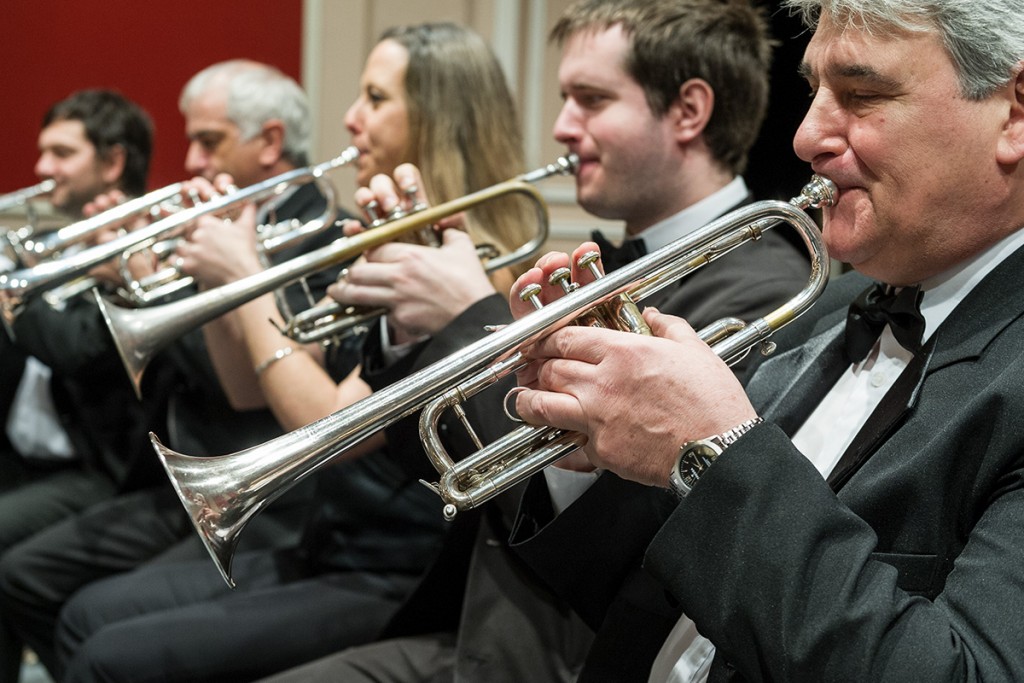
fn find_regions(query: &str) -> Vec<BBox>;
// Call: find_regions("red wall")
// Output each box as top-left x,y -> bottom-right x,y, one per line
0,0 -> 303,194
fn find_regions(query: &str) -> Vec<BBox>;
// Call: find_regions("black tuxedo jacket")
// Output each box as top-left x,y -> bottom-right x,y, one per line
644,244 -> 1024,681
517,241 -> 1024,681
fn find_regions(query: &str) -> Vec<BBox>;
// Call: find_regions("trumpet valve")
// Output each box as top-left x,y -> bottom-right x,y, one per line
403,185 -> 428,213
576,250 -> 604,279
364,200 -> 385,228
519,283 -> 544,311
548,267 -> 577,294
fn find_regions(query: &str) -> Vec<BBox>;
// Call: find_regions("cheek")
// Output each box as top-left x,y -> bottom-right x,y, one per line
65,156 -> 93,183
821,192 -> 880,258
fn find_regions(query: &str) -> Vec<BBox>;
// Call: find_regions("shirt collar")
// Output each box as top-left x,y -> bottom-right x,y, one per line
917,227 -> 1024,341
627,176 -> 749,254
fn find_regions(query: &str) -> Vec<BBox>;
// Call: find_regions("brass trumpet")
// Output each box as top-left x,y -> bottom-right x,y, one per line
98,155 -> 577,398
0,148 -> 359,324
153,175 -> 836,587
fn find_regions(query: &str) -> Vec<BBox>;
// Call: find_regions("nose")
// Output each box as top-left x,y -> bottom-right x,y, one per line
184,141 -> 207,178
35,152 -> 55,179
552,99 -> 582,147
793,90 -> 846,164
344,98 -> 362,137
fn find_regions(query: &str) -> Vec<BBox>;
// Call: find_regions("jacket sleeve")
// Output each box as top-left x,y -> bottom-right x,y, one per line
10,295 -> 125,382
645,422 -> 1024,681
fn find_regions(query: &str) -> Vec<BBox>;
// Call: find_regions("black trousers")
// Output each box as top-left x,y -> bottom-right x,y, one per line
259,633 -> 458,683
58,550 -> 418,683
0,451 -> 116,683
0,484 -> 307,681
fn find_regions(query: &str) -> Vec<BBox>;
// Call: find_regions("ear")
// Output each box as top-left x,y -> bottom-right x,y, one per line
100,144 -> 127,185
668,78 -> 714,145
257,119 -> 286,166
997,62 -> 1024,165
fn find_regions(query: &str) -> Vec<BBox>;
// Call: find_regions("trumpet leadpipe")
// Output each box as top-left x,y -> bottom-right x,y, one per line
0,149 -> 360,320
0,179 -> 56,213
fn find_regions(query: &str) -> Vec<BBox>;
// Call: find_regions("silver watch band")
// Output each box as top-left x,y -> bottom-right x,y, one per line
716,417 -> 764,447
669,417 -> 764,498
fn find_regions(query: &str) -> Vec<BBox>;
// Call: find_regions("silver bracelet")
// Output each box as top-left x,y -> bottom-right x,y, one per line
254,346 -> 303,376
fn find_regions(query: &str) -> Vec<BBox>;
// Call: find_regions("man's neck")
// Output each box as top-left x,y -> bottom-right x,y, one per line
624,164 -> 735,236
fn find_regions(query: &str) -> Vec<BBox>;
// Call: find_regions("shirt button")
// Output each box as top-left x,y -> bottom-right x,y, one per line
870,372 -> 887,388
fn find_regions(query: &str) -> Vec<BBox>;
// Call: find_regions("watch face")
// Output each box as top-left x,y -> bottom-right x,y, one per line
684,440 -> 724,479
686,442 -> 721,469
671,421 -> 761,498
674,439 -> 725,496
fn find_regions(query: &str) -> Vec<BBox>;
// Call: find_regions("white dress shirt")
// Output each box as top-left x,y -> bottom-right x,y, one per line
1,253 -> 77,460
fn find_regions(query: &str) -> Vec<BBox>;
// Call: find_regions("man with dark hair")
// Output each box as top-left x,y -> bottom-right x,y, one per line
0,88 -> 154,683
509,0 -> 1024,679
1,88 -> 155,547
0,62 -> 351,683
35,89 -> 152,216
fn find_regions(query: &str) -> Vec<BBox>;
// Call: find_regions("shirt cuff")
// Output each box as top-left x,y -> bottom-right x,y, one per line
379,319 -> 429,365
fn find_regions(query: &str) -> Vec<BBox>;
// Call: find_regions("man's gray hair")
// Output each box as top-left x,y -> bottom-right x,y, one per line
784,0 -> 1024,99
180,60 -> 311,166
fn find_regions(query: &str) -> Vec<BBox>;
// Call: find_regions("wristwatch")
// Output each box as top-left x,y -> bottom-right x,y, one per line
668,417 -> 763,498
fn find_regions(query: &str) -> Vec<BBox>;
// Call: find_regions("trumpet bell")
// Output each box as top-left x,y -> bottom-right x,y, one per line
152,438 -> 265,588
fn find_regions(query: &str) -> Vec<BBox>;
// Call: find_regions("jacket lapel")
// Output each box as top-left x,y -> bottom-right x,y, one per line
746,318 -> 847,436
827,243 -> 1024,489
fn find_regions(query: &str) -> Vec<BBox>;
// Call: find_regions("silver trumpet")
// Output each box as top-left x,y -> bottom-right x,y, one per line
7,183 -> 185,267
0,148 -> 359,324
2,179 -> 57,267
0,179 -> 56,213
152,175 -> 836,587
98,155 -> 576,399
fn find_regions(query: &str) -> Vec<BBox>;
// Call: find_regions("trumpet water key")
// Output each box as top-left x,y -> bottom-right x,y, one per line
153,175 -> 836,587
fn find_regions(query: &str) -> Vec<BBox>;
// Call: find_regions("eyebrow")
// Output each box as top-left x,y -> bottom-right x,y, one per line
189,130 -> 226,141
798,61 -> 901,91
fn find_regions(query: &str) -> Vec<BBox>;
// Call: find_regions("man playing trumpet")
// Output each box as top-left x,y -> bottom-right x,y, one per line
0,60 -> 350,683
509,0 -> 1024,679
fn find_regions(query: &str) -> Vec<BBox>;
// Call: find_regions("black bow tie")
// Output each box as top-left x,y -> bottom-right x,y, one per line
591,230 -> 647,273
844,283 -> 926,363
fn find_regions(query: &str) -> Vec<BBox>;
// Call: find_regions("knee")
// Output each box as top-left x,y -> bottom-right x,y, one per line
0,542 -> 32,611
54,589 -> 100,677
61,627 -> 137,683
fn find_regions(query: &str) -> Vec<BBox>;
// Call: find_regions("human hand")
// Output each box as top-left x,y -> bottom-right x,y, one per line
175,204 -> 261,288
509,244 -> 758,487
329,165 -> 493,344
82,189 -> 128,221
82,189 -> 169,287
173,174 -> 261,289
